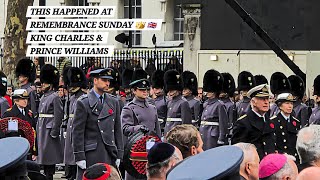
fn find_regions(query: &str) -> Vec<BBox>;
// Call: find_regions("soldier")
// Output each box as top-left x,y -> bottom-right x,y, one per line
271,93 -> 301,161
63,67 -> 87,180
121,69 -> 134,104
288,75 -> 311,127
36,64 -> 63,180
72,68 -> 123,180
254,74 -> 268,85
309,75 -> 320,124
163,70 -> 192,135
220,73 -> 236,130
15,58 -> 37,117
232,84 -> 276,159
151,70 -> 167,132
131,69 -> 155,106
182,71 -> 201,126
269,72 -> 291,117
0,71 -> 10,116
200,69 -> 228,150
236,71 -> 256,118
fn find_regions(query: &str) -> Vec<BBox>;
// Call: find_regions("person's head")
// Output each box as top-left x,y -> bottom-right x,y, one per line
90,69 -> 114,95
83,163 -> 120,180
18,75 -> 28,85
297,167 -> 320,180
146,143 -> 183,179
197,87 -> 203,100
206,92 -> 216,99
296,125 -> 320,165
153,88 -> 163,97
259,154 -> 298,180
166,124 -> 203,159
12,89 -> 29,108
58,86 -> 65,98
233,143 -> 259,180
6,85 -> 13,96
276,93 -> 295,116
33,57 -> 39,66
247,84 -> 270,115
182,88 -> 192,97
168,90 -> 179,99
130,79 -> 150,99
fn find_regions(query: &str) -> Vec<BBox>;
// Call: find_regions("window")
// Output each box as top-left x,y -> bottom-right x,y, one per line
124,0 -> 142,46
78,0 -> 89,6
174,1 -> 184,41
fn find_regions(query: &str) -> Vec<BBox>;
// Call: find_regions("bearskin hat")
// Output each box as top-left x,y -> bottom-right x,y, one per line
109,67 -> 121,91
288,75 -> 305,99
182,71 -> 198,96
164,70 -> 182,92
237,71 -> 256,91
122,69 -> 134,89
221,73 -> 235,97
254,75 -> 268,85
313,75 -> 320,96
65,67 -> 87,88
151,70 -> 165,89
15,58 -> 36,83
203,69 -> 224,93
270,72 -> 291,95
0,71 -> 7,96
40,64 -> 60,89
132,68 -> 149,82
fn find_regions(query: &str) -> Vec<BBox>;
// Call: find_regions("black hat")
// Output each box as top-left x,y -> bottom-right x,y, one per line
62,67 -> 71,88
0,137 -> 30,177
313,75 -> 320,96
255,75 -> 268,85
182,71 -> 198,96
288,75 -> 305,99
0,71 -> 7,97
122,69 -> 134,89
166,146 -> 243,180
164,70 -> 182,91
109,67 -> 121,91
222,73 -> 235,97
203,69 -> 223,93
15,58 -> 36,83
12,89 -> 29,99
89,68 -> 114,79
270,72 -> 291,95
132,69 -> 149,82
124,131 -> 162,179
147,142 -> 175,166
237,71 -> 256,91
65,67 -> 87,88
151,70 -> 165,89
130,79 -> 150,90
83,163 -> 114,180
40,64 -> 60,89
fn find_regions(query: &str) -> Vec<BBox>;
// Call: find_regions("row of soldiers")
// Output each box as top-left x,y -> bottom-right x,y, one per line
1,57 -> 320,179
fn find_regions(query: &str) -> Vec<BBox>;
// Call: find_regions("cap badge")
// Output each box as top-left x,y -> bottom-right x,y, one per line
248,77 -> 251,81
142,81 -> 146,85
176,75 -> 180,79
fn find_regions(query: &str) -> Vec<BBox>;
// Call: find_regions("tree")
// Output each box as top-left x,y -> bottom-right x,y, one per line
3,0 -> 34,85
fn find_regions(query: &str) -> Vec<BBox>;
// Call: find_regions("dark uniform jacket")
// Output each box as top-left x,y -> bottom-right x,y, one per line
293,100 -> 311,127
72,90 -> 124,166
221,97 -> 235,127
21,82 -> 37,118
154,95 -> 167,125
164,95 -> 192,135
271,113 -> 300,160
232,108 -> 276,159
236,97 -> 250,118
0,96 -> 10,117
121,97 -> 161,137
309,106 -> 320,125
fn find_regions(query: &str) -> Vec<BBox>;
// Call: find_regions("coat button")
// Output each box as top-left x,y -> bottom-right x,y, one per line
98,120 -> 100,123
112,141 -> 114,143
101,130 -> 104,133
70,126 -> 72,128
112,130 -> 114,132
263,142 -> 266,145
265,152 -> 268,155
280,126 -> 283,129
282,132 -> 285,135
283,139 -> 286,142
113,119 -> 114,121
284,146 -> 287,149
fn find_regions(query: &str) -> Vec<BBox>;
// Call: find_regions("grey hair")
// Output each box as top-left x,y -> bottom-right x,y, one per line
296,125 -> 320,164
233,143 -> 257,168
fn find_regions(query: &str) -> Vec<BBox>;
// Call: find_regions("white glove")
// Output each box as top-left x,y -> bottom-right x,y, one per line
217,140 -> 225,145
76,160 -> 87,169
115,159 -> 121,168
63,132 -> 67,139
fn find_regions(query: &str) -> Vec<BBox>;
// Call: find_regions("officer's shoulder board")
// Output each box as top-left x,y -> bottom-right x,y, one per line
6,108 -> 12,112
78,94 -> 88,100
292,116 -> 300,122
270,115 -> 277,120
237,114 -> 247,121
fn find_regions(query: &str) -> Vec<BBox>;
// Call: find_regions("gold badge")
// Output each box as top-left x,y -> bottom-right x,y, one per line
287,94 -> 294,101
136,22 -> 146,29
54,70 -> 58,75
23,91 -> 28,97
262,86 -> 268,92
107,71 -> 112,76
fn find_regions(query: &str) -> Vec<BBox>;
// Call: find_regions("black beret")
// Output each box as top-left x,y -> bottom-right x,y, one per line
147,142 -> 175,166
83,163 -> 112,180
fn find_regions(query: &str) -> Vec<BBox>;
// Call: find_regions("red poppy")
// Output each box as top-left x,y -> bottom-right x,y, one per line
270,123 -> 275,129
292,121 -> 297,127
108,109 -> 113,115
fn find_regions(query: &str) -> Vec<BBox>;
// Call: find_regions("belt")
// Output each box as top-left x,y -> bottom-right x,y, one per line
166,118 -> 182,122
38,114 -> 54,118
201,121 -> 219,126
191,120 -> 197,123
158,118 -> 164,123
64,114 -> 75,119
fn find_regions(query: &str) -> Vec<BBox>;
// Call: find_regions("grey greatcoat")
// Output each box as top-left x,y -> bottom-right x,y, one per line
185,95 -> 201,124
36,90 -> 64,165
221,97 -> 234,127
121,97 -> 161,137
236,97 -> 251,118
293,100 -> 311,127
309,106 -> 320,125
200,98 -> 228,150
164,95 -> 192,135
154,95 -> 168,123
72,90 -> 124,179
0,97 -> 10,117
64,90 -> 85,165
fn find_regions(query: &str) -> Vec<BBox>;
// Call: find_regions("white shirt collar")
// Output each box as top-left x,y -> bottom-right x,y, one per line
281,111 -> 290,120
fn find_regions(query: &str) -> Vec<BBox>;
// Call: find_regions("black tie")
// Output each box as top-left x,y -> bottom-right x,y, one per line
99,95 -> 103,104
22,109 -> 25,116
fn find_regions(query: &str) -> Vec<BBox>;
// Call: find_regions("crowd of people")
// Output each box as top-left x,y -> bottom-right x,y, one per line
0,56 -> 320,180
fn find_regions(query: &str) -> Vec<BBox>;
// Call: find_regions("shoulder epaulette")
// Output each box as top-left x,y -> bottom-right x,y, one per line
270,115 -> 277,120
237,114 -> 247,121
6,108 -> 12,111
292,116 -> 300,122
